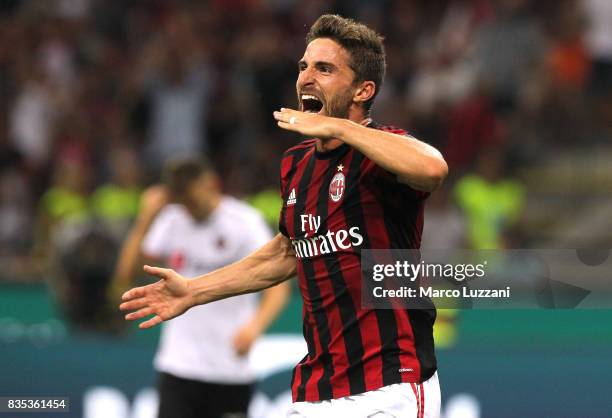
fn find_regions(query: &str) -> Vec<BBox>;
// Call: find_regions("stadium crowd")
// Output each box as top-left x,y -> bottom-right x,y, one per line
0,0 -> 610,293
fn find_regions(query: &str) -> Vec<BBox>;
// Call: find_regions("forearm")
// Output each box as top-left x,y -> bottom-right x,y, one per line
189,233 -> 297,306
113,214 -> 159,288
113,227 -> 147,288
336,119 -> 448,192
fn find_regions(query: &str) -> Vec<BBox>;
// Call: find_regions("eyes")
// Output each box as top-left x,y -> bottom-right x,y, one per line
298,62 -> 333,74
318,64 -> 332,74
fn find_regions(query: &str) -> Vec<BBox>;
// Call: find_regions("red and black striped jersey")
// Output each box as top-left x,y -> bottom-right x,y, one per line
278,122 -> 437,402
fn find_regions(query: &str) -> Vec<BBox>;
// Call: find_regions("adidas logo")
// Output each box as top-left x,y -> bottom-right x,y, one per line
287,188 -> 296,206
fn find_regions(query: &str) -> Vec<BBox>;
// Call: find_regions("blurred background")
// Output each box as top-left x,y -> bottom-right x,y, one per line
0,0 -> 611,417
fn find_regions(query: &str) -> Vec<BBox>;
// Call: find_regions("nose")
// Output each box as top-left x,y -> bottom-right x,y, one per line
297,65 -> 315,90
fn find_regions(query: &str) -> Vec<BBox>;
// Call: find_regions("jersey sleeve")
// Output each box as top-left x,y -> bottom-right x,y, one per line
141,208 -> 176,259
363,125 -> 432,200
361,154 -> 430,201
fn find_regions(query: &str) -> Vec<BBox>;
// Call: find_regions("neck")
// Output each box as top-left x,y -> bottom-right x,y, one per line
315,111 -> 371,153
189,194 -> 222,222
316,137 -> 344,153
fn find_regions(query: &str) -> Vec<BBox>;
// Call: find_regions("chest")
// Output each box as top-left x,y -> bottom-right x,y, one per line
280,151 -> 383,240
168,219 -> 244,273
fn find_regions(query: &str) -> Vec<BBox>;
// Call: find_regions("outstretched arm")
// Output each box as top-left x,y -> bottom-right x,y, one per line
120,233 -> 297,328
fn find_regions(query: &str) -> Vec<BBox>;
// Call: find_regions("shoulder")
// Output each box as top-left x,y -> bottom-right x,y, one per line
359,121 -> 414,171
282,138 -> 317,158
154,204 -> 191,225
369,121 -> 409,136
280,139 -> 317,183
219,197 -> 267,225
142,204 -> 189,253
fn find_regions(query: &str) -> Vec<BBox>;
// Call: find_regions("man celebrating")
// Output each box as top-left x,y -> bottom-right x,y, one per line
121,14 -> 447,417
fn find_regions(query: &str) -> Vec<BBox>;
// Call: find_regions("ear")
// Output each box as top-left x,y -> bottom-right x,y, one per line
353,81 -> 376,105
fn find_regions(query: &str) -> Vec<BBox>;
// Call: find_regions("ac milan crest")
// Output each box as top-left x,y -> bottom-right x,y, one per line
329,172 -> 345,202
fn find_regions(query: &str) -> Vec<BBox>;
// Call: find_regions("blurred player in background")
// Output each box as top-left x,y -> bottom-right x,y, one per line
113,157 -> 290,418
121,14 -> 447,418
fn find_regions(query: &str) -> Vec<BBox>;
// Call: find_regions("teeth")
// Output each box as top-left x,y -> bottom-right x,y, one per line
301,94 -> 320,101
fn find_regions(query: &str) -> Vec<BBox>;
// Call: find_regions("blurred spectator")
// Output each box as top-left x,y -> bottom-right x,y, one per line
546,0 -> 590,90
421,184 -> 466,250
32,151 -> 108,330
444,87 -> 501,173
584,0 -> 612,93
583,0 -> 612,143
0,168 -> 32,255
137,14 -> 212,174
57,219 -> 119,331
9,67 -> 57,169
407,0 -> 484,118
35,153 -> 91,259
90,147 -> 143,241
454,147 -> 525,249
470,0 -> 546,112
34,147 -> 134,331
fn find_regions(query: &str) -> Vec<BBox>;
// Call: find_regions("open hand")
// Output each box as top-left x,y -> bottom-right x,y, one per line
119,265 -> 193,329
273,108 -> 342,139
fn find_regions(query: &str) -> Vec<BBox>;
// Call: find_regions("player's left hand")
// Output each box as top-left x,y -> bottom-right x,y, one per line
120,265 -> 193,329
274,108 -> 341,139
232,322 -> 261,356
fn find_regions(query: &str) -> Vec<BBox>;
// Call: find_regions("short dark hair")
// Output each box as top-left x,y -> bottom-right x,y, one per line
162,157 -> 212,199
307,14 -> 386,111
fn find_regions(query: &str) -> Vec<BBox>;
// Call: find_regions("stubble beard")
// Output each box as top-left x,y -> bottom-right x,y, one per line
325,89 -> 353,119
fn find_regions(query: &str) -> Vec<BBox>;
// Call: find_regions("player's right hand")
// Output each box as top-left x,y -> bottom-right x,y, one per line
119,265 -> 193,329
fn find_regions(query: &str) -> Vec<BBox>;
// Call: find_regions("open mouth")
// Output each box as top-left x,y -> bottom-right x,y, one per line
301,94 -> 324,113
